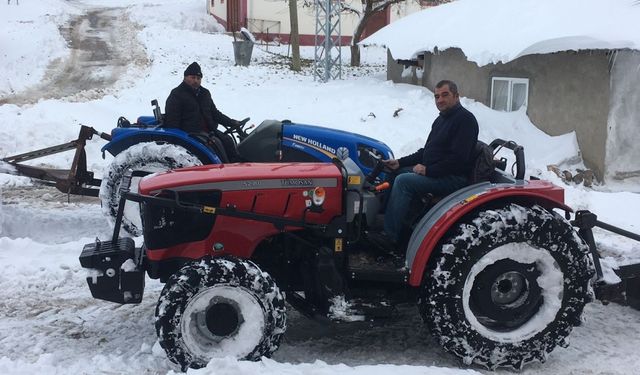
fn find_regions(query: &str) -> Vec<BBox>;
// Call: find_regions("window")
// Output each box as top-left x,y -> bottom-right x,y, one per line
490,77 -> 529,112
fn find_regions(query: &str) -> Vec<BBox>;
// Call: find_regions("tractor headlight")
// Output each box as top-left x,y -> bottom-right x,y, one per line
311,187 -> 326,206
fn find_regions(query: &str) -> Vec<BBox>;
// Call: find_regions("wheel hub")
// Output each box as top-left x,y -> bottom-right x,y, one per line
194,296 -> 243,341
459,227 -> 570,345
470,258 -> 542,330
180,284 -> 267,360
491,271 -> 527,305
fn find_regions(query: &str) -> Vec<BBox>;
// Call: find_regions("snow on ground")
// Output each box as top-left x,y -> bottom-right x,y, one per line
1,0 -> 640,374
0,0 -> 78,96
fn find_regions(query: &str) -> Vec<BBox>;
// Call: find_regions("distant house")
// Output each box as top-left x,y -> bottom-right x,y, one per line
363,0 -> 640,180
206,0 -> 428,46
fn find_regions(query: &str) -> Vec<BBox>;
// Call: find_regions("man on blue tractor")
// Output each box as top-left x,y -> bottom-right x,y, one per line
370,80 -> 479,250
164,61 -> 244,162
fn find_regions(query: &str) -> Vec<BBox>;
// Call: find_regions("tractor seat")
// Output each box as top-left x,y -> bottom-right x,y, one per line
418,139 -> 502,207
189,133 -> 231,163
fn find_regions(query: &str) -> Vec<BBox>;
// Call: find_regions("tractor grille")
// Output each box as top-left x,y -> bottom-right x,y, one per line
142,191 -> 220,249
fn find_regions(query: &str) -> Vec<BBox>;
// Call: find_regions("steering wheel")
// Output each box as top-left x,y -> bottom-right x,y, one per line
365,158 -> 386,185
224,117 -> 250,133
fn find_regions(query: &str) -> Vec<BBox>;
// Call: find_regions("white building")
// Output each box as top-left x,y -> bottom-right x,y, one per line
206,0 -> 429,45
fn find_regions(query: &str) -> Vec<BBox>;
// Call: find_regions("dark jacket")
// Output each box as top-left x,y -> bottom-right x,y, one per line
164,82 -> 235,133
398,103 -> 479,178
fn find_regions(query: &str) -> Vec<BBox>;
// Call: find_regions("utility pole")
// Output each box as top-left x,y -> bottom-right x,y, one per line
314,0 -> 342,82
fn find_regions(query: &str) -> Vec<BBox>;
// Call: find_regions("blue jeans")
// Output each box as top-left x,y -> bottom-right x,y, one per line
384,170 -> 468,242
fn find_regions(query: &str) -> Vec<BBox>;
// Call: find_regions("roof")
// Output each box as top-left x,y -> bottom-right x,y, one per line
361,0 -> 640,66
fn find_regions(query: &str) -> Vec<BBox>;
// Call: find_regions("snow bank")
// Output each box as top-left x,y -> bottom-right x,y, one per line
362,0 -> 640,65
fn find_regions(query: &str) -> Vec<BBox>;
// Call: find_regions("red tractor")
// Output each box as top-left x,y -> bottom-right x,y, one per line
78,139 -> 638,371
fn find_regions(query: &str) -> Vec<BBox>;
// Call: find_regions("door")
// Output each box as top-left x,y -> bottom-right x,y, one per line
227,0 -> 244,32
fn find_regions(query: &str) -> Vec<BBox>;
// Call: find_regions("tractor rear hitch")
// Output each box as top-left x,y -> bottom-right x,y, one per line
573,210 -> 640,242
572,210 -> 640,309
1,124 -> 111,198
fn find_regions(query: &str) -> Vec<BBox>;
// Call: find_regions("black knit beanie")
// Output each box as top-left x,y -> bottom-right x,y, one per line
184,62 -> 203,77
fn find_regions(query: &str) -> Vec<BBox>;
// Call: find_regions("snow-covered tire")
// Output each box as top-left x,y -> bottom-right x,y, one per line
155,256 -> 287,370
418,204 -> 594,369
99,142 -> 203,236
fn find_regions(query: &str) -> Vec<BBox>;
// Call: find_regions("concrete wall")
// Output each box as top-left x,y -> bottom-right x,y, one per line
386,49 -> 422,85
389,47 -> 612,177
606,50 -> 640,180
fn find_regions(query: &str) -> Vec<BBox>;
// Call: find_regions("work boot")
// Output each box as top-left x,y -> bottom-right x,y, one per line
365,232 -> 407,269
365,231 -> 398,254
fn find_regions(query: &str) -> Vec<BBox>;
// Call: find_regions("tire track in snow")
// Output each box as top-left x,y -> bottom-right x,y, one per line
0,186 -> 109,242
0,6 -> 148,105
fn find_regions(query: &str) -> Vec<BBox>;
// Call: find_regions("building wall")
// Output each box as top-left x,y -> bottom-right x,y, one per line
606,50 -> 640,179
208,0 -> 427,46
389,1 -> 428,23
387,49 -> 422,85
249,0 -> 358,45
207,0 -> 226,21
390,47 -> 612,177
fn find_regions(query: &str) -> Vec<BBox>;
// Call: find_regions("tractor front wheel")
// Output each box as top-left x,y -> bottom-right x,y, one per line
419,204 -> 593,369
99,142 -> 203,236
155,257 -> 287,370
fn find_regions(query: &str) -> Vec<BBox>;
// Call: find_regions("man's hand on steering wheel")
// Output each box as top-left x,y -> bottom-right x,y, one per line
224,117 -> 251,135
382,159 -> 400,171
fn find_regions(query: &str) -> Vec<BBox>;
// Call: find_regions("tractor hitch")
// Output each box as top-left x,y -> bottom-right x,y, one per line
572,210 -> 640,309
1,125 -> 111,198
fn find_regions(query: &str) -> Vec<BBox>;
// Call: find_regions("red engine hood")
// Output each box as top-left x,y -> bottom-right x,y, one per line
138,162 -> 343,195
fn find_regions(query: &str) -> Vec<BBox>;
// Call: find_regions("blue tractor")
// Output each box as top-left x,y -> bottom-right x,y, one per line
98,101 -> 394,235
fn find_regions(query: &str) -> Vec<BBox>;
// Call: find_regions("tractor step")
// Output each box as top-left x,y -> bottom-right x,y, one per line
344,298 -> 396,319
347,252 -> 409,283
286,293 -> 398,322
326,296 -> 397,322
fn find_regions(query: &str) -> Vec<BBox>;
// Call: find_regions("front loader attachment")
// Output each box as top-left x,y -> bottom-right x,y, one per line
1,125 -> 111,197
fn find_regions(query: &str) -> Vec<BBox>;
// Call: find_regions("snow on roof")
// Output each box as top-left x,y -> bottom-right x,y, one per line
361,0 -> 640,66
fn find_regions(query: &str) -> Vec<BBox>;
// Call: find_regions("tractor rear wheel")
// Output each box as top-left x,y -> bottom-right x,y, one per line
419,204 -> 593,369
99,142 -> 202,236
155,256 -> 286,370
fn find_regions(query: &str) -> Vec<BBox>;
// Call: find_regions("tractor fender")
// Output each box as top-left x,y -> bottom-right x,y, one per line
101,127 -> 221,164
406,179 -> 572,286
